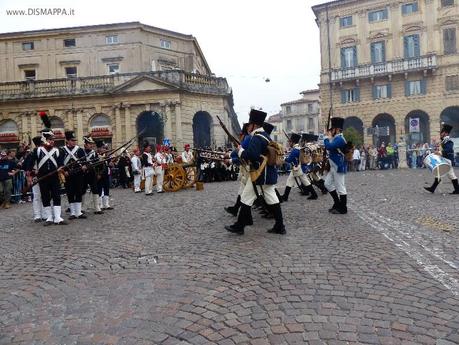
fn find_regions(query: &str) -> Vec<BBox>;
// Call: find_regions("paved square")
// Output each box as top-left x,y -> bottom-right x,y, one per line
1,168 -> 459,345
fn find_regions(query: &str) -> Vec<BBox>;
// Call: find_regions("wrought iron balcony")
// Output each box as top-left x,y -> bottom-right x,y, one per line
330,54 -> 437,82
0,70 -> 231,101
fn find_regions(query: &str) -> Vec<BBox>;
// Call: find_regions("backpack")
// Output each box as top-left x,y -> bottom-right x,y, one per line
342,141 -> 354,162
255,133 -> 284,167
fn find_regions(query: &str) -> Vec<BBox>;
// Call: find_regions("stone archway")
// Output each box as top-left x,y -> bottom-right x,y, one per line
343,116 -> 364,138
89,113 -> 113,146
440,106 -> 459,138
372,113 -> 396,146
404,110 -> 430,146
193,111 -> 212,148
136,111 -> 164,147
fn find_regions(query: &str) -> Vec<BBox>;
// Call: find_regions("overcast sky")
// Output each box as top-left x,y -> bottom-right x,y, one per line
0,0 -> 326,124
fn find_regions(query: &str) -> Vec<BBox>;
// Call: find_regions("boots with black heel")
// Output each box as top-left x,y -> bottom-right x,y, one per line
267,203 -> 286,235
424,178 -> 440,193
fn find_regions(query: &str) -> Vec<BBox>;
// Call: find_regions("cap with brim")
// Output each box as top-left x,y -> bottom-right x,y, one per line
262,122 -> 275,135
83,135 -> 95,144
441,124 -> 453,134
65,130 -> 77,141
290,133 -> 301,144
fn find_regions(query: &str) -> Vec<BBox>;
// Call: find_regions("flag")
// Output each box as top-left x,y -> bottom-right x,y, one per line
409,118 -> 420,133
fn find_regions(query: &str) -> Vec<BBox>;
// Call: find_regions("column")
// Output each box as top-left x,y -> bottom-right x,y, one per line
163,102 -> 173,143
21,112 -> 29,143
67,109 -> 74,131
175,102 -> 183,149
114,105 -> 122,146
124,104 -> 132,140
31,111 -> 37,136
76,110 -> 84,146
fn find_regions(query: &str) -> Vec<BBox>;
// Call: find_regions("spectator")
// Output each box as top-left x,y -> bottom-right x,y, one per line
359,145 -> 367,171
368,145 -> 378,170
386,143 -> 395,169
378,143 -> 387,169
0,150 -> 17,209
352,147 -> 360,172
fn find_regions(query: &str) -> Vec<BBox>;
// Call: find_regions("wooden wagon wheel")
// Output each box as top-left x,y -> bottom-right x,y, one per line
184,166 -> 197,188
163,164 -> 186,192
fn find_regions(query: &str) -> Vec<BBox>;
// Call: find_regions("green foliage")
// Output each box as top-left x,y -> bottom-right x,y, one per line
343,127 -> 363,147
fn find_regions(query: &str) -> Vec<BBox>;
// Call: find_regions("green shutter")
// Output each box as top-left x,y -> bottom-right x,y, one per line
387,84 -> 392,98
414,34 -> 420,57
420,79 -> 427,94
405,80 -> 410,96
341,90 -> 346,103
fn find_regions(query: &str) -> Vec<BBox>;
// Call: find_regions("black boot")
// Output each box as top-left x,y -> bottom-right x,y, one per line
267,204 -> 286,235
306,185 -> 318,200
275,188 -> 283,203
317,179 -> 328,195
225,204 -> 251,235
451,179 -> 459,194
299,184 -> 309,195
424,178 -> 440,193
282,186 -> 291,202
328,190 -> 340,212
331,194 -> 347,214
224,195 -> 241,216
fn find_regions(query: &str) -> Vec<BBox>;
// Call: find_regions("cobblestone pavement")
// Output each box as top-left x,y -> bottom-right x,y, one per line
1,168 -> 459,345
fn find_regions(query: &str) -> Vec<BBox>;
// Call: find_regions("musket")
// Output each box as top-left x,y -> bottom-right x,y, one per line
283,129 -> 290,141
216,115 -> 240,146
319,107 -> 333,174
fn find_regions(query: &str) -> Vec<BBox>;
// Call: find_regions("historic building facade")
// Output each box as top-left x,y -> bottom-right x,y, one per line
312,0 -> 459,146
0,22 -> 240,149
267,89 -> 321,148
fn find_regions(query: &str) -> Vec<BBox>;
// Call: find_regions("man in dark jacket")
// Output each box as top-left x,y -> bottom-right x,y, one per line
225,109 -> 286,235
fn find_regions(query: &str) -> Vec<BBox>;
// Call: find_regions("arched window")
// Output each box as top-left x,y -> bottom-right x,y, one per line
89,113 -> 112,138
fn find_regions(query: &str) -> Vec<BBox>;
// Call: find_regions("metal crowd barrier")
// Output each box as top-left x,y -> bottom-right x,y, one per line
11,170 -> 30,202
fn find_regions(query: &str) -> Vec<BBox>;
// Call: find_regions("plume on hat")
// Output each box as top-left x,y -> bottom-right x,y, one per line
39,111 -> 52,128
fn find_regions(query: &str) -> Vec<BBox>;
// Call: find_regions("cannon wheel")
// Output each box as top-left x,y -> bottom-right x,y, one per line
163,164 -> 186,192
184,166 -> 197,188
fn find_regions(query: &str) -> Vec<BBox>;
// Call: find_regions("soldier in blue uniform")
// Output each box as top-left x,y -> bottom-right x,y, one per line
28,112 -> 67,226
225,109 -> 286,235
424,124 -> 459,194
96,141 -> 114,210
61,130 -> 87,219
281,133 -> 317,201
224,123 -> 252,219
82,135 -> 103,214
324,117 -> 348,214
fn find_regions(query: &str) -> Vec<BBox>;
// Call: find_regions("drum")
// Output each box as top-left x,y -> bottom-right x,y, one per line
423,154 -> 451,177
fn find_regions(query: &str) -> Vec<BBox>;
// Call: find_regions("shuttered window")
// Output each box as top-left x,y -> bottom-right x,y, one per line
340,16 -> 353,28
443,28 -> 457,54
441,0 -> 454,7
446,75 -> 459,90
404,34 -> 420,58
341,88 -> 360,103
402,2 -> 418,14
371,41 -> 386,64
341,46 -> 357,68
369,8 -> 388,22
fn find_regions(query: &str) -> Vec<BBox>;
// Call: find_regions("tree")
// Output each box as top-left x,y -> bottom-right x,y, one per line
343,127 -> 363,147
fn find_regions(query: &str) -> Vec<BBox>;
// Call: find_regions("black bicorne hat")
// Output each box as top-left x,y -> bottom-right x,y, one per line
301,133 -> 319,142
65,130 -> 76,141
290,133 -> 301,144
249,109 -> 267,126
32,136 -> 42,147
441,124 -> 453,134
262,122 -> 275,135
83,135 -> 95,144
329,117 -> 345,130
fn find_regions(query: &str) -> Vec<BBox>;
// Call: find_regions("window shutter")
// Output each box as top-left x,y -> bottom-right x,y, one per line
381,41 -> 386,62
383,8 -> 388,19
355,88 -> 360,101
341,90 -> 346,103
414,34 -> 420,57
413,2 -> 419,11
353,46 -> 357,66
405,80 -> 410,96
372,85 -> 377,99
387,84 -> 392,98
404,36 -> 409,58
371,43 -> 376,64
340,18 -> 344,27
368,12 -> 373,22
402,4 -> 407,14
421,79 -> 427,94
341,48 -> 345,68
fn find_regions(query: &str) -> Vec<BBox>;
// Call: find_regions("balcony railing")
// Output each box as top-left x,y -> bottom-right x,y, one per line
331,54 -> 437,82
0,70 -> 231,101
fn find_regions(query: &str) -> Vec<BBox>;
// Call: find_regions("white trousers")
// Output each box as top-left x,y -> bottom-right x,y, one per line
445,159 -> 458,180
133,174 -> 141,191
240,179 -> 279,206
155,167 -> 164,192
144,167 -> 155,195
238,172 -> 249,196
286,170 -> 311,188
324,160 -> 347,195
32,184 -> 44,220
